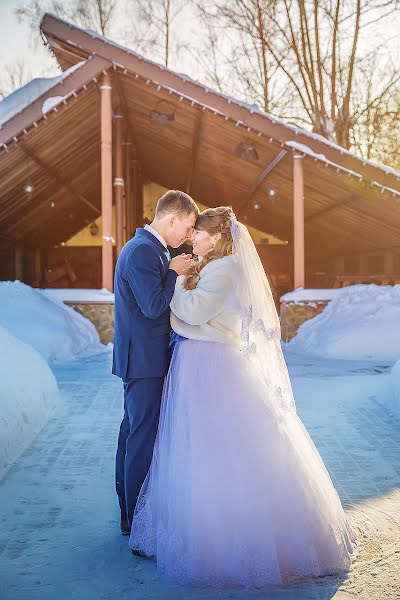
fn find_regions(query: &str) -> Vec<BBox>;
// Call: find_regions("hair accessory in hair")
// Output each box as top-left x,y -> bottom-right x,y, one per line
229,211 -> 237,224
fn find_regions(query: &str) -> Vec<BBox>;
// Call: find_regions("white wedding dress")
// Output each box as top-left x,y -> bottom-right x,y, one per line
129,222 -> 354,590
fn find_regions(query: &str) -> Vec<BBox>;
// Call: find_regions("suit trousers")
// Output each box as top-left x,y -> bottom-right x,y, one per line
115,377 -> 164,526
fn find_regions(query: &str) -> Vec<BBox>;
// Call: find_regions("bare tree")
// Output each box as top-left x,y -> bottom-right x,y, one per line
351,52 -> 400,169
0,61 -> 32,99
194,0 -> 282,113
11,0 -> 400,166
196,0 -> 400,151
72,0 -> 118,35
121,0 -> 186,68
16,0 -> 118,38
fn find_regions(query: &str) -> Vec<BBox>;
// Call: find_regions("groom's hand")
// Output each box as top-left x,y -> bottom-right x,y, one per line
169,253 -> 192,276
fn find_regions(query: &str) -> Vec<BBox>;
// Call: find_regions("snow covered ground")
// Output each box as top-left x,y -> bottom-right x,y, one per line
285,284 -> 400,362
0,282 -> 399,597
0,326 -> 61,480
283,284 -> 400,417
0,281 -> 108,482
0,281 -> 106,362
0,350 -> 399,599
390,359 -> 400,418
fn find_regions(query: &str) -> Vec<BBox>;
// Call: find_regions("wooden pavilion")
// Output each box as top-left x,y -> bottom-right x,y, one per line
1,13 -> 399,295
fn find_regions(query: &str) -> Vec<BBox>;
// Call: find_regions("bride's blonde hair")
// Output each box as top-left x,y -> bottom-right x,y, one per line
184,206 -> 234,291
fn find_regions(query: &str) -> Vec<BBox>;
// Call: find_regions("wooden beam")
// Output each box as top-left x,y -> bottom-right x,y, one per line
40,14 -> 399,191
238,150 -> 287,212
384,249 -> 395,274
136,162 -> 144,228
113,72 -> 143,235
293,154 -> 305,289
34,248 -> 43,283
112,73 -> 142,158
124,141 -> 132,240
186,113 -> 203,194
114,114 -> 124,255
1,172 -> 96,242
305,194 -> 357,223
0,56 -> 110,146
19,143 -> 100,216
100,71 -> 114,292
14,245 -> 23,281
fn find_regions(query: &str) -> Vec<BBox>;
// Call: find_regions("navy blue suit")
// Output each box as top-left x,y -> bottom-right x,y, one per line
112,228 -> 178,526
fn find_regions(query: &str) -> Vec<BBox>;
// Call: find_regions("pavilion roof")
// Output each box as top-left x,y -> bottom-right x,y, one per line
0,13 -> 398,258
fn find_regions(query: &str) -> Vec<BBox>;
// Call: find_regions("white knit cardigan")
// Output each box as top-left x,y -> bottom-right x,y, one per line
170,254 -> 242,346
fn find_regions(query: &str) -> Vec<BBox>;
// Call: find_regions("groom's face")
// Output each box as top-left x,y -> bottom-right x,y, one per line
167,212 -> 197,248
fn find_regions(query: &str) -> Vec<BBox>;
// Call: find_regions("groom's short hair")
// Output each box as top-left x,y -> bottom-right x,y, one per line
155,190 -> 199,219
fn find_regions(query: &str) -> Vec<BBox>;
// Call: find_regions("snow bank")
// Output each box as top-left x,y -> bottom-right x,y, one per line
0,325 -> 61,480
0,281 -> 105,362
286,284 -> 400,361
42,287 -> 114,303
281,288 -> 341,302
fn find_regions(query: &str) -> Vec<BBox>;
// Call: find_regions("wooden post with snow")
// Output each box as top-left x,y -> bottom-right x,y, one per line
137,162 -> 144,228
114,114 -> 124,255
131,148 -> 143,231
293,154 -> 305,289
124,141 -> 132,242
100,72 -> 114,292
131,146 -> 139,233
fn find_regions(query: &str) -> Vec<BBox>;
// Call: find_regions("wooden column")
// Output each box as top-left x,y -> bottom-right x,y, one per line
14,246 -> 23,281
136,163 -> 144,228
293,154 -> 305,289
34,248 -> 42,283
100,72 -> 114,292
384,249 -> 395,274
358,253 -> 368,274
333,255 -> 345,275
131,147 -> 139,232
124,141 -> 132,240
114,114 -> 124,255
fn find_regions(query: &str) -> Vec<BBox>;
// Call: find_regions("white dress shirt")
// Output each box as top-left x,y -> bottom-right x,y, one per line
144,224 -> 171,261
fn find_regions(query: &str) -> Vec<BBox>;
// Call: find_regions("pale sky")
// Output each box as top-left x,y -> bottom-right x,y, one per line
0,0 -> 399,98
0,0 -> 58,80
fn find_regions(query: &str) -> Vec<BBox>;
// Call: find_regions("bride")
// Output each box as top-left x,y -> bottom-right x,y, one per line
129,206 -> 354,589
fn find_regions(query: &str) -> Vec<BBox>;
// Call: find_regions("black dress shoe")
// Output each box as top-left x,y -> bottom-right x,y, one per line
131,548 -> 147,558
120,519 -> 131,535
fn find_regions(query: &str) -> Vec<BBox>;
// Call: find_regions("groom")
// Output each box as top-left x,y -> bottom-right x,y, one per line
112,190 -> 199,536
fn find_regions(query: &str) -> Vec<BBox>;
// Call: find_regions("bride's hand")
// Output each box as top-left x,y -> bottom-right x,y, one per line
170,254 -> 192,275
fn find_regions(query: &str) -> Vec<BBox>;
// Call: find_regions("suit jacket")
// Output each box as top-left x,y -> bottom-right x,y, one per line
112,228 -> 178,380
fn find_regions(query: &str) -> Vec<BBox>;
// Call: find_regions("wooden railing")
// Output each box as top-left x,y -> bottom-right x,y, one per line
333,274 -> 400,288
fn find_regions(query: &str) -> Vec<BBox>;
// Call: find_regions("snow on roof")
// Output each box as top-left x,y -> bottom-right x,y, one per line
0,62 -> 85,127
79,24 -> 400,182
285,127 -> 400,180
285,141 -> 364,180
42,96 -> 65,113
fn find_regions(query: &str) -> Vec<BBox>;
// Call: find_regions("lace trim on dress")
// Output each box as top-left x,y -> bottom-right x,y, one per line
131,492 -> 353,589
